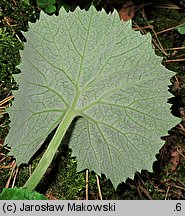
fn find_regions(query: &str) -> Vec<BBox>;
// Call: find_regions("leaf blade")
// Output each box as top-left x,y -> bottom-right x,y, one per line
6,7 -> 179,188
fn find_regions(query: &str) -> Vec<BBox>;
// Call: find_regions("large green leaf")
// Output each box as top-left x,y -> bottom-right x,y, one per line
0,187 -> 47,200
6,7 -> 178,188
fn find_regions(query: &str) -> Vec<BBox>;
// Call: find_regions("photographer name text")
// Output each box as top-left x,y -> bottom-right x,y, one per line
2,202 -> 116,213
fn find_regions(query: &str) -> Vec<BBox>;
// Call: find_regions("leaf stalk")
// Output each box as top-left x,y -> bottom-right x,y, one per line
23,108 -> 76,191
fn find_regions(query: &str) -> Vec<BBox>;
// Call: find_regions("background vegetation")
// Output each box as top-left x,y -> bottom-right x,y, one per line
0,0 -> 185,199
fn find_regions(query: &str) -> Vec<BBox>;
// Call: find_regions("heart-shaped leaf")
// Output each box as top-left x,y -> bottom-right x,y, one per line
5,7 -> 179,188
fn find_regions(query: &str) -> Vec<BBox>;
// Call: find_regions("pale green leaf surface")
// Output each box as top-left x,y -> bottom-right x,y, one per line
6,7 -> 179,188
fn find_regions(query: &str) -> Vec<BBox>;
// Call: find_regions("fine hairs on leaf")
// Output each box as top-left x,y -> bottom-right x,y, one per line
5,6 -> 179,190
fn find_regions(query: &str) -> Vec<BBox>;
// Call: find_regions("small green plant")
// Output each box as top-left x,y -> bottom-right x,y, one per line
5,7 -> 179,191
176,24 -> 185,34
37,0 -> 56,13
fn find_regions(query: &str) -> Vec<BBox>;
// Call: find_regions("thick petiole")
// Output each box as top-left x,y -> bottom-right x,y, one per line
23,108 -> 76,191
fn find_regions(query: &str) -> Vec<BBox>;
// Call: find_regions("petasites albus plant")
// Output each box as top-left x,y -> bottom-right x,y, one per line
5,6 -> 179,190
